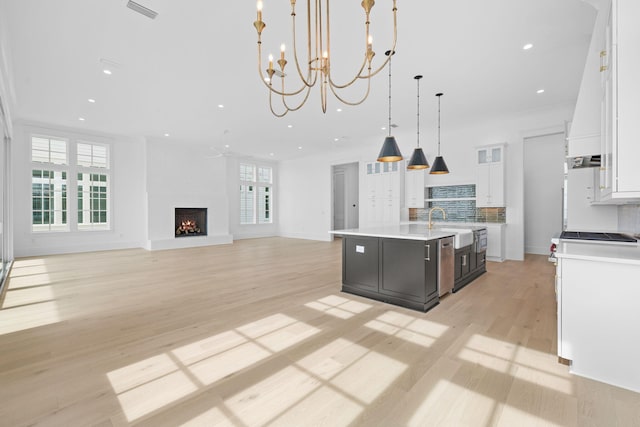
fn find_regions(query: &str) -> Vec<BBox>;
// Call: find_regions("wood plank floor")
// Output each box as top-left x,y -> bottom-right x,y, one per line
0,237 -> 638,427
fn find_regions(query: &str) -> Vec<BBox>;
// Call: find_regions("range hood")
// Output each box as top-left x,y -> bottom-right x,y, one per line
568,154 -> 601,169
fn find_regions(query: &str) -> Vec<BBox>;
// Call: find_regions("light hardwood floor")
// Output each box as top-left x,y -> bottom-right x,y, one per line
0,237 -> 638,426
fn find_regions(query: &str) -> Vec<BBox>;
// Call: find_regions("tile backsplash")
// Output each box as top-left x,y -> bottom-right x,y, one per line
409,184 -> 506,223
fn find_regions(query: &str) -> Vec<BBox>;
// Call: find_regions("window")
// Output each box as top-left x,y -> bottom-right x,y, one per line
240,163 -> 273,225
31,135 -> 110,232
77,141 -> 110,230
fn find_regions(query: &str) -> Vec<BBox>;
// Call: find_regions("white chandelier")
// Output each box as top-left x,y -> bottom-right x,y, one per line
253,0 -> 398,117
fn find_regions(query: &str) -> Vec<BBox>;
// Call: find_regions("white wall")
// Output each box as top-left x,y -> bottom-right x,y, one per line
226,156 -> 279,240
278,104 -> 576,260
12,122 -> 146,256
144,139 -> 232,250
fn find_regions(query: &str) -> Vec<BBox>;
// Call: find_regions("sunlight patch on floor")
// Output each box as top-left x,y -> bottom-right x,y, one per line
1,285 -> 55,308
108,312 -> 322,422
365,310 -> 449,348
304,294 -> 372,319
408,380 -> 496,426
4,272 -> 53,289
0,300 -> 61,335
459,334 -> 574,392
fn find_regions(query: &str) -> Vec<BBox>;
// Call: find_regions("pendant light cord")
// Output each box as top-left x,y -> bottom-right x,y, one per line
436,93 -> 443,155
416,77 -> 420,148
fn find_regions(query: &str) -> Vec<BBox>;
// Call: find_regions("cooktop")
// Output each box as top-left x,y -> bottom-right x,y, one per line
560,231 -> 637,243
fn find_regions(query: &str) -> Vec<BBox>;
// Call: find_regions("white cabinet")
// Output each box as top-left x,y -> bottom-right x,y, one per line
361,161 -> 400,227
404,169 -> 425,208
556,255 -> 640,392
485,223 -> 505,262
476,144 -> 505,207
599,0 -> 640,200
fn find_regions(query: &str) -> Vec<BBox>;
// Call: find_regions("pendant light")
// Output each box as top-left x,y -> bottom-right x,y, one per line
407,75 -> 429,170
430,92 -> 450,174
377,50 -> 403,162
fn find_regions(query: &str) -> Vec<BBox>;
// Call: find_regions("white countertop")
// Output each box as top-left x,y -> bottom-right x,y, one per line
329,225 -> 459,242
556,240 -> 640,265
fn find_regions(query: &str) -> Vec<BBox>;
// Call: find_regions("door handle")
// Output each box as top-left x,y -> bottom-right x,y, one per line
425,244 -> 430,261
462,254 -> 467,266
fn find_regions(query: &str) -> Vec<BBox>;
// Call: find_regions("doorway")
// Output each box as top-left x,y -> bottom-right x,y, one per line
524,132 -> 566,254
332,163 -> 359,231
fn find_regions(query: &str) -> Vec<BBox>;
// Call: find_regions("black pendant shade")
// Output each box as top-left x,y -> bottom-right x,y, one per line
407,147 -> 429,170
429,92 -> 450,175
378,50 -> 403,163
407,74 -> 429,170
378,136 -> 403,162
430,155 -> 449,174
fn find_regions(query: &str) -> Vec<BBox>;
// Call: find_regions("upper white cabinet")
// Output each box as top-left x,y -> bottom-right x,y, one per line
405,169 -> 425,208
599,0 -> 640,200
361,161 -> 401,227
476,144 -> 505,207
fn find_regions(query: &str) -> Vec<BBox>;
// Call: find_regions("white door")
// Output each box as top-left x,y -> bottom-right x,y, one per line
332,169 -> 345,230
524,133 -> 566,254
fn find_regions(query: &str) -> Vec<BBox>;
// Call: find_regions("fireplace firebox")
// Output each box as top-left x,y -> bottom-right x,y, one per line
175,208 -> 207,237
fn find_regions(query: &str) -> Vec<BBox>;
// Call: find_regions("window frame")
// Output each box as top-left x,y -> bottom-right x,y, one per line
30,133 -> 112,233
239,162 -> 274,225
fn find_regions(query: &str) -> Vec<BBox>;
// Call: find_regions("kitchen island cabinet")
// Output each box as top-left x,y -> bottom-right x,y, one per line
332,226 -> 453,312
342,235 -> 439,312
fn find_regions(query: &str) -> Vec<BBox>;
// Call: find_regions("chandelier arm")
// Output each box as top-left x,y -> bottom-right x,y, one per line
281,84 -> 314,112
328,73 -> 372,106
268,88 -> 289,118
257,46 -> 311,97
288,1 -> 317,88
327,55 -> 369,89
358,3 -> 398,79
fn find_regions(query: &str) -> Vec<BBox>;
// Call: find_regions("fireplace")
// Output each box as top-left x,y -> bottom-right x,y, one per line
175,208 -> 207,237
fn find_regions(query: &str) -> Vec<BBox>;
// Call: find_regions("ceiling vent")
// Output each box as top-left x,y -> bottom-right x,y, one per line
126,1 -> 158,19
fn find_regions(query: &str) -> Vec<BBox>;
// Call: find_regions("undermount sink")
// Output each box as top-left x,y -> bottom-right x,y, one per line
436,227 -> 474,249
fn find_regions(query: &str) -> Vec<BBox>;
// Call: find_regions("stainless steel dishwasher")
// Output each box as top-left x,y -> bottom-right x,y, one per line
438,237 -> 455,296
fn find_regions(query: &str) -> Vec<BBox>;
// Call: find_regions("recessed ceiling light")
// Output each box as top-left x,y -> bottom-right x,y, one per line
269,152 -> 275,156
336,108 -> 342,112
103,69 -> 112,75
523,43 -> 533,50
334,138 -> 339,142
537,89 -> 545,94
298,146 -> 302,150
218,104 -> 224,109
88,98 -> 96,103
224,144 -> 230,148
381,127 -> 386,131
288,124 -> 293,128
164,133 -> 170,137
78,117 -> 85,121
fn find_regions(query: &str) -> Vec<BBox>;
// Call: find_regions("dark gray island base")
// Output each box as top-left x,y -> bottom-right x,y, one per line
341,236 -> 440,312
334,225 -> 488,312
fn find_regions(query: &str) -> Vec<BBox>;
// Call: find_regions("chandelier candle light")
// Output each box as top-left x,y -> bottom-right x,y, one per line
253,0 -> 398,117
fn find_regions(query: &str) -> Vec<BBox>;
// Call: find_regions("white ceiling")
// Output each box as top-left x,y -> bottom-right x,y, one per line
1,0 -> 596,160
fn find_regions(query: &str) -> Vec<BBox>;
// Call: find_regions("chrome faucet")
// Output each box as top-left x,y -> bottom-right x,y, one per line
428,206 -> 446,230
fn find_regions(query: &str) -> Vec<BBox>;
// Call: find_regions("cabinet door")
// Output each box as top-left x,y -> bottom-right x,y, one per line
343,237 -> 379,292
380,238 -> 426,302
615,0 -> 640,195
488,162 -> 505,206
405,170 -> 425,208
476,164 -> 491,207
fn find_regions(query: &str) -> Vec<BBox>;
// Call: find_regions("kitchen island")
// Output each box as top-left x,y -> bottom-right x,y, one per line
330,225 -> 486,312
